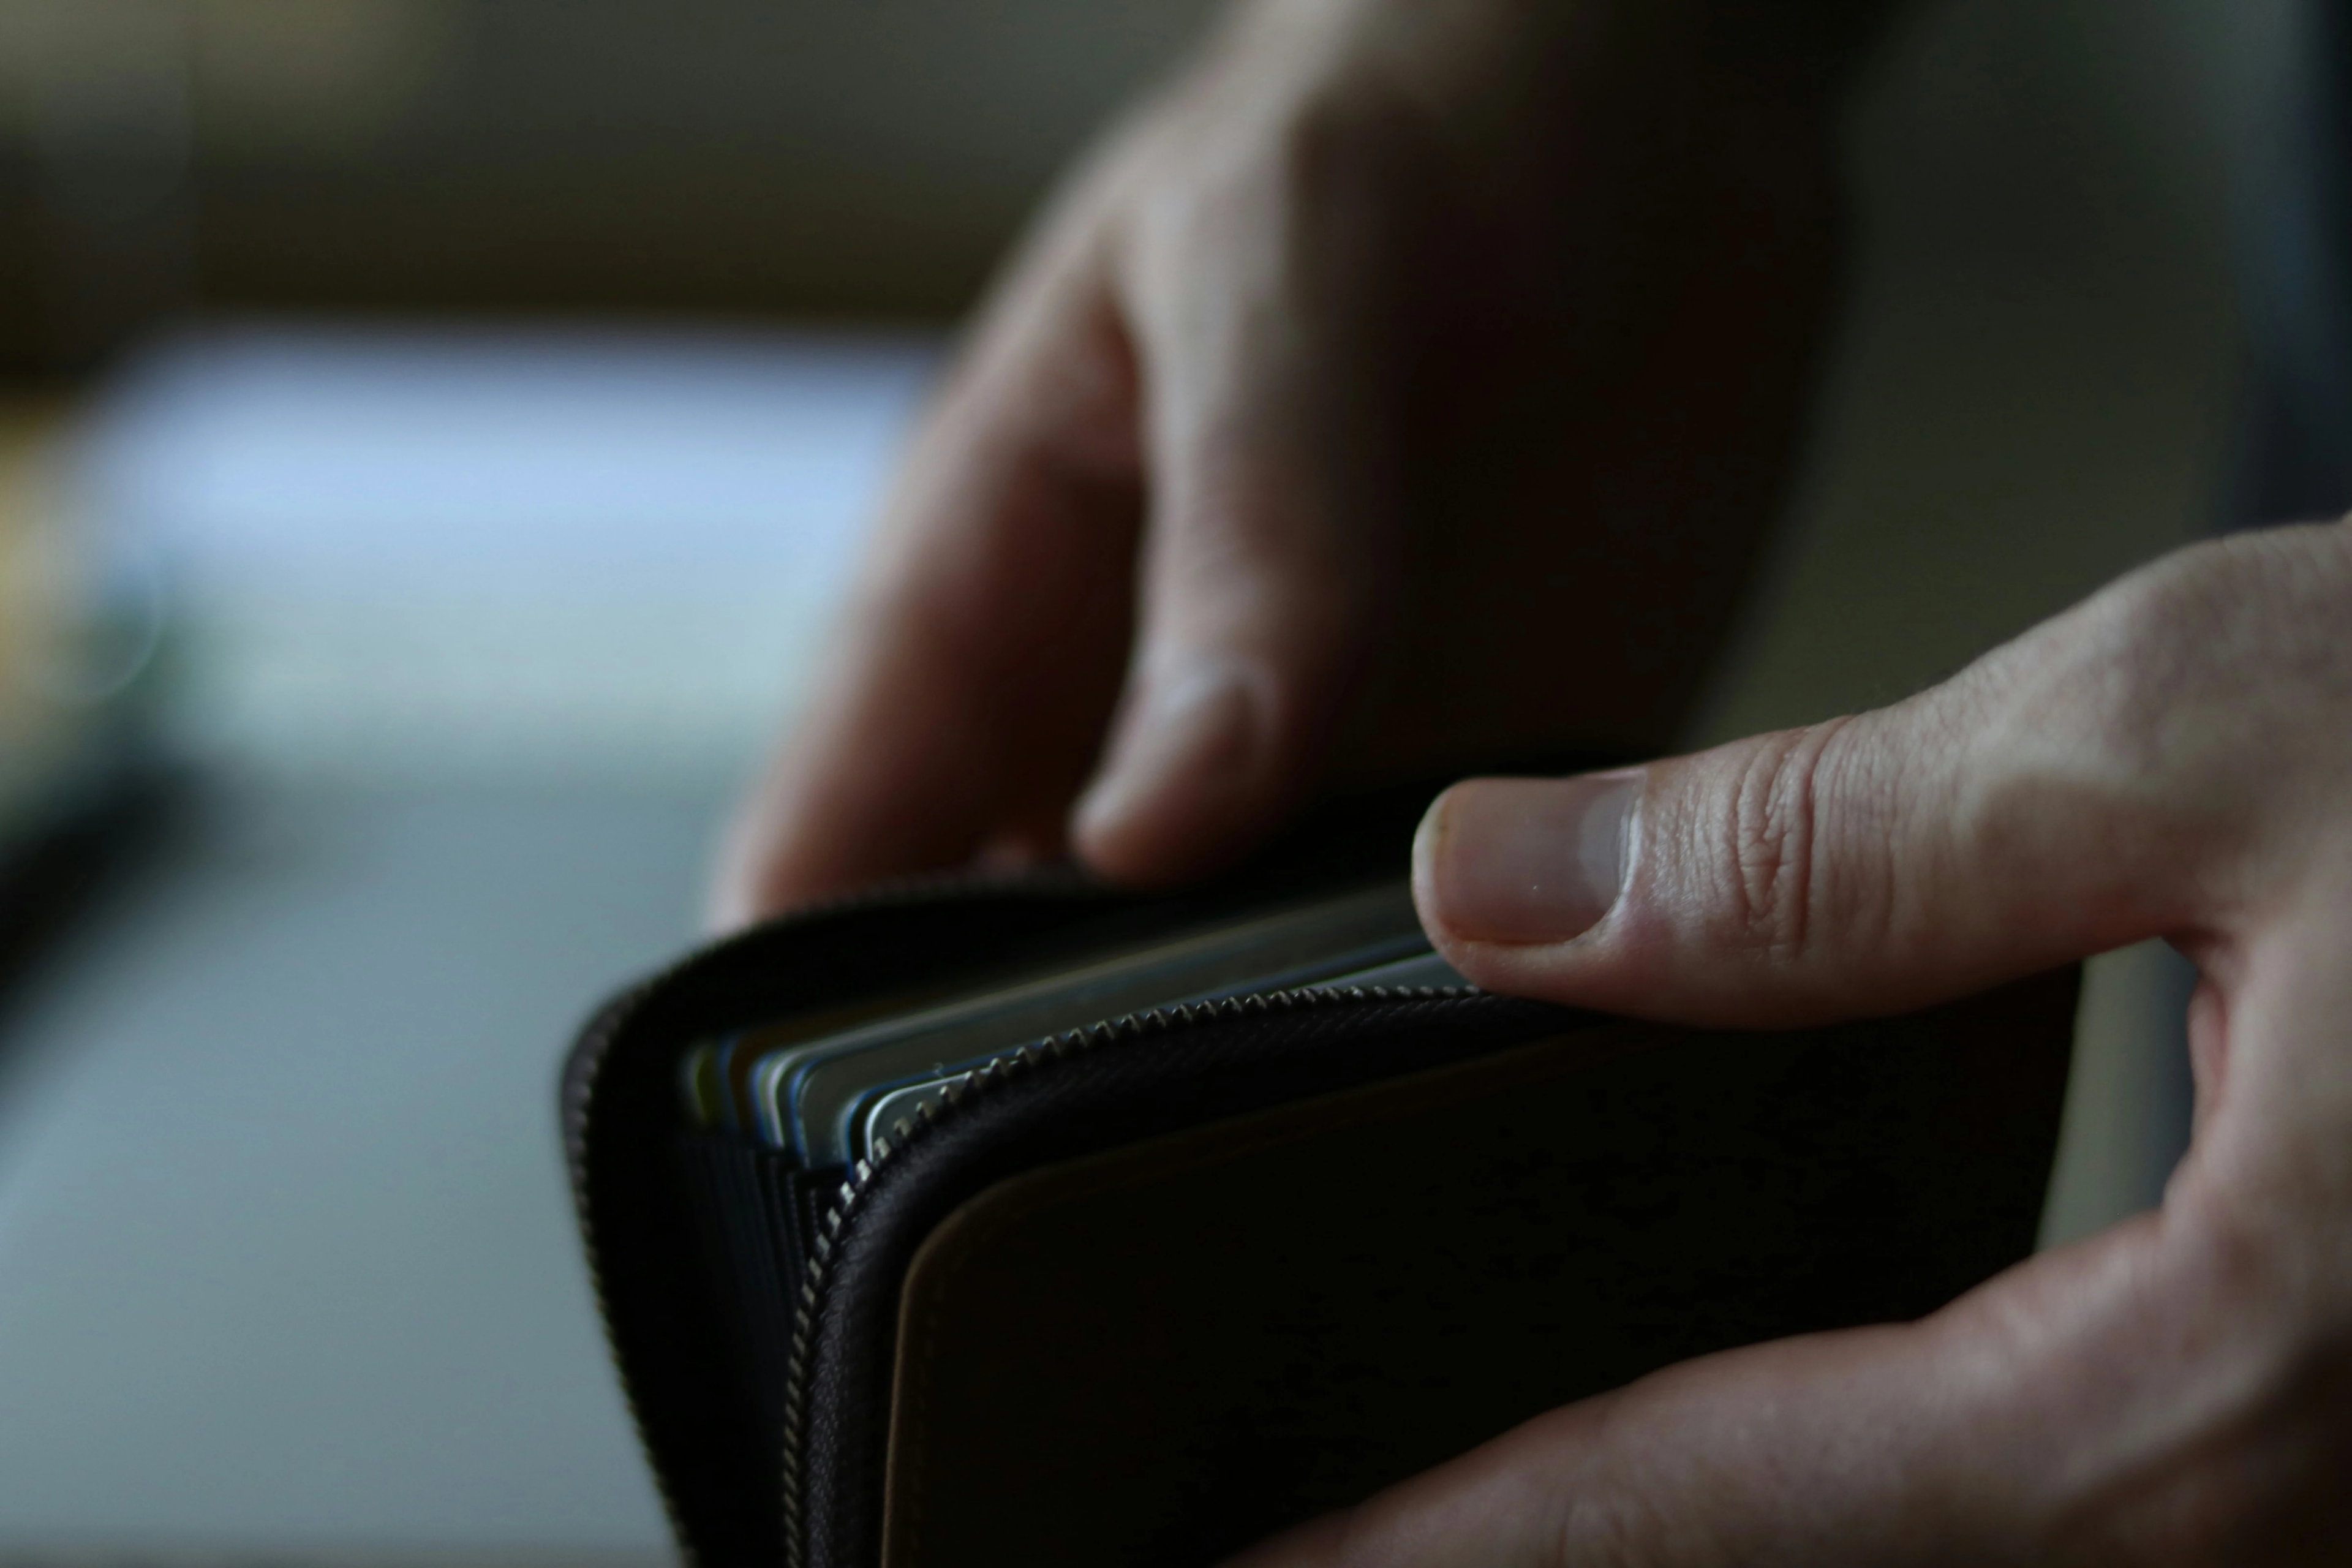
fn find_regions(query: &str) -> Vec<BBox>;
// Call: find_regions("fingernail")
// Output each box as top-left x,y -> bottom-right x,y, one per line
1415,774 -> 1638,944
1073,663 -> 1259,857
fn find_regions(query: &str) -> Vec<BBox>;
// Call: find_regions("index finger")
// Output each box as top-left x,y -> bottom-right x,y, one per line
710,217 -> 1145,925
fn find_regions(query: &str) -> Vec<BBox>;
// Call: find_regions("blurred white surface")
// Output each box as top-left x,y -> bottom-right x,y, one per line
0,325 -> 935,1555
74,325 -> 937,782
0,785 -> 698,1554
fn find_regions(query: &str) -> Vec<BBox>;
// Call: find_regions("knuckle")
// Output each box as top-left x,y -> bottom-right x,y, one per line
1261,85 -> 1436,282
2043,524 -> 2352,798
1271,80 -> 1425,209
1725,733 -> 1825,958
1131,75 -> 1427,283
2071,552 -> 2239,766
1540,1487 -> 1656,1568
1698,718 -> 1879,965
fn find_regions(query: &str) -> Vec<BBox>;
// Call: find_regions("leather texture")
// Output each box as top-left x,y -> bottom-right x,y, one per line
856,976 -> 2076,1568
565,774 -> 1521,1567
560,775 -> 2077,1568
797,989 -> 1577,1568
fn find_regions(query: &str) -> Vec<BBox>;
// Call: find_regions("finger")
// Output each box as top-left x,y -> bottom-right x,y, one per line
1229,1321 -> 1996,1568
1229,1209 -> 2272,1567
1071,104 -> 1413,883
710,213 -> 1145,926
1412,567 -> 2228,1025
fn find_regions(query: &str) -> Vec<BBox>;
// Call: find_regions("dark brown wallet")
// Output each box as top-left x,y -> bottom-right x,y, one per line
561,780 -> 2078,1568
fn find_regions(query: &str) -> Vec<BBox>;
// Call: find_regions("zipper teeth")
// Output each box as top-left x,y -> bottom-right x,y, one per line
562,980 -> 693,1558
777,981 -> 1476,1568
564,868 -> 1098,1567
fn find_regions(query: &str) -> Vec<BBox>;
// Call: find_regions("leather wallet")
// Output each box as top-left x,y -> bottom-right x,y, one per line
561,779 -> 2078,1568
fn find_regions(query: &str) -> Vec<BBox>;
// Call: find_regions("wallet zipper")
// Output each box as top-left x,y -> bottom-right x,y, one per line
564,867 -> 1098,1567
777,980 -> 1469,1568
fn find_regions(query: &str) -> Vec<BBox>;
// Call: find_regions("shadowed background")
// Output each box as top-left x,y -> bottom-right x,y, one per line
0,0 -> 2294,1559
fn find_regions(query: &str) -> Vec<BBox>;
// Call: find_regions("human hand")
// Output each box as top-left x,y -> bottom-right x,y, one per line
713,0 -> 1878,924
1231,522 -> 2352,1566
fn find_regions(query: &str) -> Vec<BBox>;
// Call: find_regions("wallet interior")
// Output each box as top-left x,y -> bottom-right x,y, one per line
562,780 -> 2080,1568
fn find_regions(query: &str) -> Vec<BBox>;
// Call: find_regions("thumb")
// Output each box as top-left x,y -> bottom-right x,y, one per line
1412,624 -> 2206,1027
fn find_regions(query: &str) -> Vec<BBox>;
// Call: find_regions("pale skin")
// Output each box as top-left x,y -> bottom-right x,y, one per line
710,0 -> 1860,918
1294,525 -> 2352,1562
714,0 -> 2352,1558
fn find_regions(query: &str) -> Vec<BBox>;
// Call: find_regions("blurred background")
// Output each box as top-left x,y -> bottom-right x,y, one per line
0,0 -> 2309,1561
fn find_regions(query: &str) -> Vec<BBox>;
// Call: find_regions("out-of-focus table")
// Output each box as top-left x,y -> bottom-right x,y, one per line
0,328 -> 938,1561
0,782 -> 699,1561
